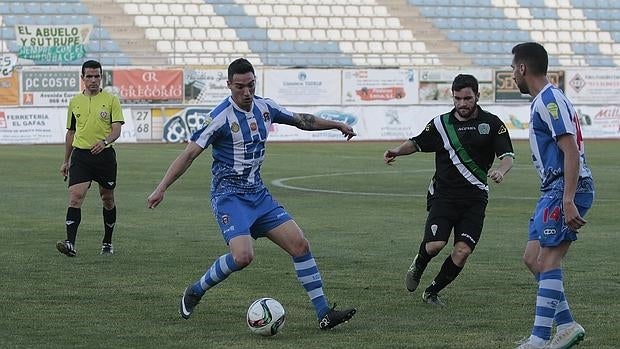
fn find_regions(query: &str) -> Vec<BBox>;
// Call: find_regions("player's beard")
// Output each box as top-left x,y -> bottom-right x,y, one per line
457,106 -> 476,119
517,81 -> 530,95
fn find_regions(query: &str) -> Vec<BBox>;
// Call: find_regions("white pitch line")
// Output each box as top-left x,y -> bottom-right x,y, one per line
271,170 -> 618,202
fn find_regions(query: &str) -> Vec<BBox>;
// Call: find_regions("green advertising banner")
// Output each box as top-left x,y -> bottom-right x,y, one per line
15,24 -> 92,63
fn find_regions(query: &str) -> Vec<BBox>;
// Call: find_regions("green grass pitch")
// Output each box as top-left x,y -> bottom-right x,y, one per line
1,140 -> 618,348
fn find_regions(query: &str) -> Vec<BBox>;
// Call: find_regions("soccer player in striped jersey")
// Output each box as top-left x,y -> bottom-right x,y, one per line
512,43 -> 594,349
384,74 -> 515,307
147,58 -> 356,330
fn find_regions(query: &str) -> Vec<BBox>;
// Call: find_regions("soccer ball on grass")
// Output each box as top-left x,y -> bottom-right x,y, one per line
246,297 -> 286,336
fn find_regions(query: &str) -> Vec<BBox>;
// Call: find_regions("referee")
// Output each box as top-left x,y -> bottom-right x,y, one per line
57,60 -> 124,257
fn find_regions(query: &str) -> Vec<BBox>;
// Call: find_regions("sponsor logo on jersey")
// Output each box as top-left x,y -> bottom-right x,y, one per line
543,228 -> 556,236
231,122 -> 240,133
431,224 -> 438,236
221,214 -> 229,225
263,112 -> 270,122
478,123 -> 490,135
498,125 -> 507,134
546,102 -> 559,120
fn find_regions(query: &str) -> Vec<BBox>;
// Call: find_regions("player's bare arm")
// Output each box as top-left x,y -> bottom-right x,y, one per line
488,155 -> 514,183
148,142 -> 204,209
292,112 -> 356,140
557,134 -> 586,231
384,139 -> 418,165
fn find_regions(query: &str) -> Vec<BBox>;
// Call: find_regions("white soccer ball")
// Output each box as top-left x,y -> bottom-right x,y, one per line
246,297 -> 286,336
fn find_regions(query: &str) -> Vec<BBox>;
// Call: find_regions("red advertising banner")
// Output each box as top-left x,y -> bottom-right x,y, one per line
111,69 -> 183,104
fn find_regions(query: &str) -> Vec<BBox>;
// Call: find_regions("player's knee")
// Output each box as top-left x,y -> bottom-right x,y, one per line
452,245 -> 472,264
101,196 -> 115,209
289,237 -> 310,257
233,251 -> 254,268
425,241 -> 446,255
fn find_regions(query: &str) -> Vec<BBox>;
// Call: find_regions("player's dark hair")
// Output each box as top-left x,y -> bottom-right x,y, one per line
81,60 -> 102,76
511,42 -> 548,75
228,58 -> 255,81
452,74 -> 478,95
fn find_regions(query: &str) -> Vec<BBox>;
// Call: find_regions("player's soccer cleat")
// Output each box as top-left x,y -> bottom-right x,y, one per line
405,255 -> 424,292
422,291 -> 445,307
100,243 -> 114,255
56,240 -> 76,257
547,322 -> 585,349
318,304 -> 357,330
514,336 -> 549,349
179,285 -> 202,319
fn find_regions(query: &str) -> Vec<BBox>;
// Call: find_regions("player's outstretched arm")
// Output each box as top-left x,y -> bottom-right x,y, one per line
291,112 -> 356,140
147,142 -> 204,209
384,140 -> 418,165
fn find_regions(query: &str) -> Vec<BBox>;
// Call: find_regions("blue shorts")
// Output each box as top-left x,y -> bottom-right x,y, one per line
528,192 -> 594,247
211,189 -> 292,244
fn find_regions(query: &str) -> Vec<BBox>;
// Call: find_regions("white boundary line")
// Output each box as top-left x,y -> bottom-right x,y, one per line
271,170 -> 616,202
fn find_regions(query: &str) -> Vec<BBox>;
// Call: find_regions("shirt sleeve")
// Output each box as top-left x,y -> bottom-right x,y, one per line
110,95 -> 124,124
66,98 -> 75,130
264,98 -> 296,126
411,117 -> 442,152
492,116 -> 515,159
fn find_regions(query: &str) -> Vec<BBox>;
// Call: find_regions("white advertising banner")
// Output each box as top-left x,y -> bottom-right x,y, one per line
342,69 -> 418,105
269,106 -> 445,141
263,69 -> 340,105
184,68 -> 262,105
0,107 -> 65,144
418,68 -> 494,104
483,104 -> 531,140
117,108 -> 137,143
574,105 -> 620,138
565,69 -> 620,104
0,107 -> 136,144
482,104 -> 620,139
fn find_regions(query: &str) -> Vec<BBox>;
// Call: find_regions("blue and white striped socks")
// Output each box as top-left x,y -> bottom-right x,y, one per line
293,252 -> 330,319
192,253 -> 241,296
531,268 -> 565,341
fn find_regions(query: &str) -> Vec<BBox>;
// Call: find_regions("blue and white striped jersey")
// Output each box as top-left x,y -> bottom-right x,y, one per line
529,83 -> 593,192
190,95 -> 296,196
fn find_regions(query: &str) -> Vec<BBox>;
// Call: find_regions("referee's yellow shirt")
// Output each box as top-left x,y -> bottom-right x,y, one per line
67,90 -> 124,149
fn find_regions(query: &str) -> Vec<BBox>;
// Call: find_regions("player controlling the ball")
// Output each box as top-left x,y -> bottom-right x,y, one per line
148,58 -> 356,330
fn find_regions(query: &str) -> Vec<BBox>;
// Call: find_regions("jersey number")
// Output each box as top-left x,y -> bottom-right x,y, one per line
543,206 -> 561,223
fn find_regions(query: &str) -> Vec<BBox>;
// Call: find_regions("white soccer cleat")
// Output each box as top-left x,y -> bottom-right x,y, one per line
547,322 -> 585,349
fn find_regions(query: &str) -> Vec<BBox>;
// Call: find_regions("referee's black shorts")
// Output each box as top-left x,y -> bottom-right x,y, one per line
68,147 -> 117,189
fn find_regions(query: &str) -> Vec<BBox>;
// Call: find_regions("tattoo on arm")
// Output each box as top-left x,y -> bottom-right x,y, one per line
293,113 -> 317,130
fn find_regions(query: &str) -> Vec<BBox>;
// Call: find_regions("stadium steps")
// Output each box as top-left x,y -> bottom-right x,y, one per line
81,0 -> 167,65
375,0 -> 473,67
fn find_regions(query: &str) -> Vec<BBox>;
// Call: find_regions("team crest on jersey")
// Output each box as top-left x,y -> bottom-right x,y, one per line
498,125 -> 507,134
231,122 -> 240,133
221,214 -> 230,225
250,122 -> 257,131
263,112 -> 270,122
99,111 -> 109,119
478,123 -> 490,135
546,102 -> 559,119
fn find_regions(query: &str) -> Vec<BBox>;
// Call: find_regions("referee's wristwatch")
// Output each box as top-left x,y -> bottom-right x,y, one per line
102,139 -> 109,146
